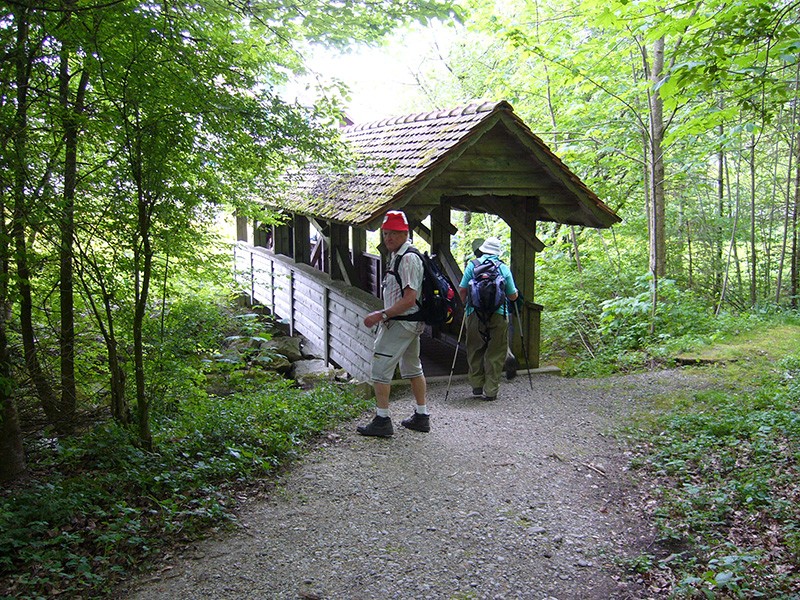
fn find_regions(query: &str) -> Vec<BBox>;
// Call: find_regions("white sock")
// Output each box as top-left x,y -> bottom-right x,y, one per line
415,404 -> 429,415
376,407 -> 390,418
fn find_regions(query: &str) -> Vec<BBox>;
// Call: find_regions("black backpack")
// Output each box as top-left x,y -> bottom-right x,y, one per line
468,257 -> 507,323
389,248 -> 456,326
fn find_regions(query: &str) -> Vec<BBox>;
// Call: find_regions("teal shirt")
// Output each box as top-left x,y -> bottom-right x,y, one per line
459,255 -> 518,316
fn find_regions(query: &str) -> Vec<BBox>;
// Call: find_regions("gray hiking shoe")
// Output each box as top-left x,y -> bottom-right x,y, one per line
472,387 -> 483,397
504,350 -> 519,380
356,415 -> 394,437
401,412 -> 430,433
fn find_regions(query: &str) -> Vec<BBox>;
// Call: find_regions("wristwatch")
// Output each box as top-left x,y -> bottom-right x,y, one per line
381,311 -> 389,321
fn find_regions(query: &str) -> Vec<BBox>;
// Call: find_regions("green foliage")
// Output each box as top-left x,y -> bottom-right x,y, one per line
534,230 -> 775,376
0,287 -> 373,598
598,276 -> 717,349
144,286 -> 242,412
157,379 -> 368,474
0,378 -> 371,598
453,212 -> 510,260
630,353 -> 800,597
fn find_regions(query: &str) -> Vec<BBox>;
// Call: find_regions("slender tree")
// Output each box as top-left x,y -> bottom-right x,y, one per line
0,187 -> 24,481
57,2 -> 91,424
11,1 -> 61,429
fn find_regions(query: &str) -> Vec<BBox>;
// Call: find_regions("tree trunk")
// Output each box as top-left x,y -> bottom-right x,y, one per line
717,116 -> 725,295
12,3 -> 60,429
58,22 -> 89,424
777,143 -> 792,304
648,36 -> 667,279
777,69 -> 799,303
108,338 -> 129,423
0,188 -> 24,481
644,36 -> 667,333
792,139 -> 800,308
684,205 -> 694,288
570,226 -> 583,274
749,135 -> 757,306
75,248 -> 131,424
134,183 -> 153,449
0,386 -> 25,482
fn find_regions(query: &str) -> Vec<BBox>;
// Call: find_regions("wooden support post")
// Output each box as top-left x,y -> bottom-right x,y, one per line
269,257 -> 276,314
273,220 -> 293,257
288,270 -> 295,336
429,205 -> 451,256
509,207 -> 540,369
236,212 -> 249,242
352,227 -> 368,291
309,217 -> 331,274
254,222 -> 271,248
250,251 -> 255,304
293,214 -> 311,265
322,287 -> 330,364
330,223 -> 355,282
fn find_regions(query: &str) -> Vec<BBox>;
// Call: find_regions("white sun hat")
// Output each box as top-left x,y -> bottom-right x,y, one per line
478,237 -> 503,256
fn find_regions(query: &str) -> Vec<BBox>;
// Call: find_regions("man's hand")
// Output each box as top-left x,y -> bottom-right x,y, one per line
364,311 -> 384,328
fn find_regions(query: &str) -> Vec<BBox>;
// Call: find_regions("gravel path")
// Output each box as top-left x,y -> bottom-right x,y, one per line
123,369 -> 706,600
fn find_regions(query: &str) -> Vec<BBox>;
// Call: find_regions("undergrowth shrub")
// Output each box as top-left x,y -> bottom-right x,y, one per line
545,272 -> 778,376
144,292 -> 242,413
1,286 -> 372,600
631,355 -> 800,597
598,276 -> 716,349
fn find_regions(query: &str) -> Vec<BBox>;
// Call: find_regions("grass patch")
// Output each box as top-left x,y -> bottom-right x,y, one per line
674,323 -> 800,365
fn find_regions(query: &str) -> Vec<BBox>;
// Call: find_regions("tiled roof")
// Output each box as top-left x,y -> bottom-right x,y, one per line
283,100 -> 619,229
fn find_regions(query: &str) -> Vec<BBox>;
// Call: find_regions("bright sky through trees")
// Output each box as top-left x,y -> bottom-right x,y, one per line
288,22 -> 458,122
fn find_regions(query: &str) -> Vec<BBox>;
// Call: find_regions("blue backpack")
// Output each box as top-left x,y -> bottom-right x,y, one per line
468,257 -> 507,323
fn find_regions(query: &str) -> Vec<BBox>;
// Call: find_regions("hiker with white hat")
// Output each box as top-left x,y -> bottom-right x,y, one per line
458,237 -> 519,401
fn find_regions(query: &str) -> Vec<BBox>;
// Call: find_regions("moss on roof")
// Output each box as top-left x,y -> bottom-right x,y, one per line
283,100 -> 619,230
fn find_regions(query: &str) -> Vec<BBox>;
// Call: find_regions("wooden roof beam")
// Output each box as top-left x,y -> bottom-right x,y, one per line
413,221 -> 431,245
444,195 -> 545,253
484,196 -> 545,252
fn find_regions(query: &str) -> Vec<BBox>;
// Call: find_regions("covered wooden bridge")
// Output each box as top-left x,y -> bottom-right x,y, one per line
234,100 -> 620,382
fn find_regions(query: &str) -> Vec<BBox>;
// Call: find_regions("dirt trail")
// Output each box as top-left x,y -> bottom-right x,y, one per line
122,370 -> 705,599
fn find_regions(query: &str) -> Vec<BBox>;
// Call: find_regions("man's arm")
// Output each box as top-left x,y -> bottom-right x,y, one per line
363,289 -> 418,328
363,252 -> 422,327
503,264 -> 519,302
394,287 -> 419,313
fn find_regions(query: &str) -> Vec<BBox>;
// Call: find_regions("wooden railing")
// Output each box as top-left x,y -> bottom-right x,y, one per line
234,242 -> 381,382
234,241 -> 542,379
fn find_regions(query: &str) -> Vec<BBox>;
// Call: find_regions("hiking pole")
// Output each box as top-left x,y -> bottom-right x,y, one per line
504,302 -> 518,380
444,308 -> 467,402
512,299 -> 534,391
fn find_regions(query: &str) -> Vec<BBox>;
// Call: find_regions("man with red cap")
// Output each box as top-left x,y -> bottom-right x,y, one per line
358,210 -> 430,437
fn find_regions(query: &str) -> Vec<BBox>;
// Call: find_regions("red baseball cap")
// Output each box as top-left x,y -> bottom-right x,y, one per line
381,211 -> 409,231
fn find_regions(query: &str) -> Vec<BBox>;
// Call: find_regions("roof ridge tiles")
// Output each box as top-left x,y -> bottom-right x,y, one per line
343,100 -> 508,133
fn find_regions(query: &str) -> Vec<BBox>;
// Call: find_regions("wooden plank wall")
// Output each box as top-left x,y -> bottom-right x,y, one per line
234,242 -> 381,381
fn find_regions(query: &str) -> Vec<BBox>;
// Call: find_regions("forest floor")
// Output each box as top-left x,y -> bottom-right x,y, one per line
119,366 -> 716,599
